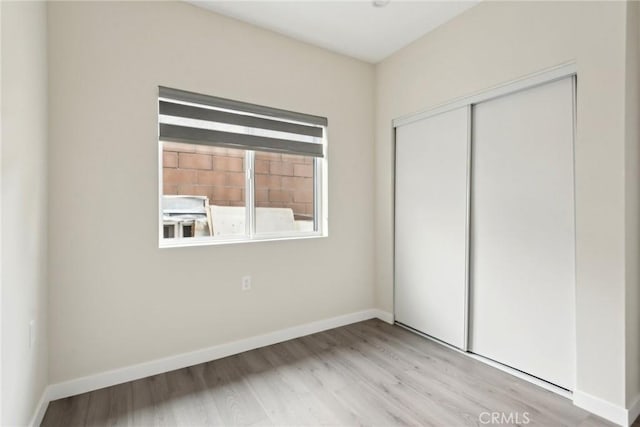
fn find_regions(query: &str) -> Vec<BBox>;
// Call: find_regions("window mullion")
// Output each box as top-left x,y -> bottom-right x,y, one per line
246,151 -> 256,237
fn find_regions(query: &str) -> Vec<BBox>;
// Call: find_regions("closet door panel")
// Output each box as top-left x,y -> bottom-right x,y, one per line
395,107 -> 469,349
470,77 -> 575,389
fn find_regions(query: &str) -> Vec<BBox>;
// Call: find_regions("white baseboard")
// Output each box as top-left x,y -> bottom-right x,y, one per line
47,308 -> 392,402
573,390 -> 629,426
371,309 -> 394,324
29,386 -> 52,427
628,395 -> 640,426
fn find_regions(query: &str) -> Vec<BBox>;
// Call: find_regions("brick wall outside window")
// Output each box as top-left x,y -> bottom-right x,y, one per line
162,142 -> 314,219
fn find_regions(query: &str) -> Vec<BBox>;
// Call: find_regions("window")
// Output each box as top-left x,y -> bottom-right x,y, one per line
158,87 -> 327,247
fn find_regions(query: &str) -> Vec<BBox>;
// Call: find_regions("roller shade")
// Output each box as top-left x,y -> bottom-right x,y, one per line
159,87 -> 326,158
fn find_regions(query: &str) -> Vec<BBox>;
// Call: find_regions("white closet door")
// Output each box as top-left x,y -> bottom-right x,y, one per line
395,106 -> 469,349
470,77 -> 575,389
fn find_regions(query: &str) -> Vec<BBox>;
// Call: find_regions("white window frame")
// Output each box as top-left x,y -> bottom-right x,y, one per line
158,132 -> 328,249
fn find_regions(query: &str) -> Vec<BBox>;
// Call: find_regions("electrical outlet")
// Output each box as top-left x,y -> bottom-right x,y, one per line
241,275 -> 252,291
29,320 -> 36,349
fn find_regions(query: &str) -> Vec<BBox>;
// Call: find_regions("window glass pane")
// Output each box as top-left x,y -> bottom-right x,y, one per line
254,151 -> 315,234
162,142 -> 246,238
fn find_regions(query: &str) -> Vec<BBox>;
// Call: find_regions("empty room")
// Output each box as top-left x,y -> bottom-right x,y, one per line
2,0 -> 640,426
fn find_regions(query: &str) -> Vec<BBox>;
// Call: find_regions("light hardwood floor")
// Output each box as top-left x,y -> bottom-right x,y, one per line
42,319 -> 619,426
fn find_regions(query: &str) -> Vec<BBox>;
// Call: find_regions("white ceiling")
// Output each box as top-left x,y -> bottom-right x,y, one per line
187,1 -> 479,63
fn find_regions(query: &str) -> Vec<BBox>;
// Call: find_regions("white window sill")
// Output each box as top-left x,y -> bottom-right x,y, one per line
159,231 -> 327,249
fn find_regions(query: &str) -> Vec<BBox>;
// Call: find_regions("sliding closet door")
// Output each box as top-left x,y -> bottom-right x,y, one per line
470,77 -> 575,389
395,107 -> 469,349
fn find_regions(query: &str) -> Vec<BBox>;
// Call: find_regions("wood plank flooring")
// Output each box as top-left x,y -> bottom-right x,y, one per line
42,319 -> 616,426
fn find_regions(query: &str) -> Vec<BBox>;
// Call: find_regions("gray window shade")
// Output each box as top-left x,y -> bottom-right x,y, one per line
159,86 -> 326,158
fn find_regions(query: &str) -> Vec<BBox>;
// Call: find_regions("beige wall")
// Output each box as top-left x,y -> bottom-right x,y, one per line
1,1 -> 49,424
625,0 -> 640,411
375,0 -> 628,407
47,1 -> 375,383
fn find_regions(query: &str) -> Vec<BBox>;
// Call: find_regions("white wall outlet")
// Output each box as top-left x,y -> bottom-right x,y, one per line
29,320 -> 36,349
241,275 -> 252,291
